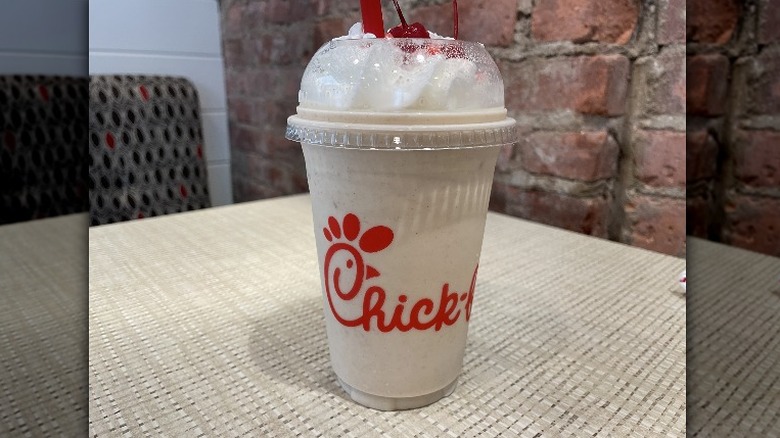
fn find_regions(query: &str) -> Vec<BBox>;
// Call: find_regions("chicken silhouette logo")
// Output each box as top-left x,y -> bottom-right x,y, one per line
322,213 -> 476,333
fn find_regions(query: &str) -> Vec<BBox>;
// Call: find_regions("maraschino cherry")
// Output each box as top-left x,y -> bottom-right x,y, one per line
387,0 -> 430,38
386,0 -> 459,40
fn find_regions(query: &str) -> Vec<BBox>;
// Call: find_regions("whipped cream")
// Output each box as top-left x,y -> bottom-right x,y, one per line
299,23 -> 504,112
333,22 -> 455,41
332,22 -> 378,41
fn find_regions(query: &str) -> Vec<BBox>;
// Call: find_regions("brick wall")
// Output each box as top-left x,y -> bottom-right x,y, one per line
220,0 -> 688,257
492,0 -> 686,256
221,0 -> 313,200
688,0 -> 780,257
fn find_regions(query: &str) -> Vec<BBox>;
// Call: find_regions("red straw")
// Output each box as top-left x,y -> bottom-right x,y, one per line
453,0 -> 459,39
360,0 -> 385,37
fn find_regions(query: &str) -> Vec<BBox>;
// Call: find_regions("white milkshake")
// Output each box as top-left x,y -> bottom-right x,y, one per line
287,33 -> 516,410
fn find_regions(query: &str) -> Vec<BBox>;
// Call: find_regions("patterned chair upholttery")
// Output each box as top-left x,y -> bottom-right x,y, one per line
0,75 -> 89,225
89,75 -> 210,226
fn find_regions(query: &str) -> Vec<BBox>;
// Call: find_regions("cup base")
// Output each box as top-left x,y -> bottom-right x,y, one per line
336,376 -> 458,411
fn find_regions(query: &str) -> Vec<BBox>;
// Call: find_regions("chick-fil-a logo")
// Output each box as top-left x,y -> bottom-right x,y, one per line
322,213 -> 476,333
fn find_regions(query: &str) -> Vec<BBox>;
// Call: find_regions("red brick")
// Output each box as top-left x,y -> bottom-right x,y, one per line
520,131 -> 618,181
686,54 -> 730,116
230,178 -> 247,202
734,130 -> 780,187
233,175 -> 287,201
227,97 -> 253,125
658,0 -> 686,44
259,126 -> 306,164
224,70 -> 249,97
226,69 -> 278,99
503,55 -> 629,116
280,66 -> 305,100
495,144 -> 517,172
531,0 -> 638,44
314,0 -> 331,16
747,50 -> 780,115
243,2 -> 269,30
686,130 -> 719,181
625,195 -> 686,256
251,35 -> 276,64
234,66 -> 300,100
222,39 -> 246,70
244,150 -> 271,179
292,172 -> 309,192
314,18 -> 349,50
724,194 -> 780,256
245,70 -> 275,98
252,27 -> 312,66
408,3 -> 458,40
412,0 -> 517,45
231,150 -> 270,199
687,194 -> 713,239
222,1 -> 246,38
257,99 -> 294,128
244,0 -> 309,25
314,0 -> 359,18
266,161 -> 307,195
230,176 -> 248,201
504,187 -> 610,237
634,130 -> 686,188
230,148 -> 250,181
687,0 -> 740,44
758,0 -> 780,44
643,51 -> 686,115
231,149 -> 307,202
230,125 -> 262,154
489,180 -> 512,212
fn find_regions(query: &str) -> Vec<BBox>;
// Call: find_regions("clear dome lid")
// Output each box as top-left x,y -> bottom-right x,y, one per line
286,38 -> 516,149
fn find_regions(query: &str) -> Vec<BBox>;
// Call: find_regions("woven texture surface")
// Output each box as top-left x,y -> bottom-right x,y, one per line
88,195 -> 685,437
0,75 -> 89,225
0,214 -> 88,437
88,75 -> 210,226
687,238 -> 780,437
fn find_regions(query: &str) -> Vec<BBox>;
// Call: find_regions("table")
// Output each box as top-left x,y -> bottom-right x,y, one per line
86,194 -> 686,437
0,213 -> 88,437
5,198 -> 777,436
687,239 -> 780,436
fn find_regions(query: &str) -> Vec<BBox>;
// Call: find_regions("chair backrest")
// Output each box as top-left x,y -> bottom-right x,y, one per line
89,75 -> 210,225
0,75 -> 88,225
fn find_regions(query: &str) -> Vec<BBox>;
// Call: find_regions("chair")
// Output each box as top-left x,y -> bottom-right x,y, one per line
0,75 -> 89,225
88,75 -> 210,225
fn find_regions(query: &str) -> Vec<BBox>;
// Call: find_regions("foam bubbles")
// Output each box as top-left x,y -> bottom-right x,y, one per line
299,38 -> 505,112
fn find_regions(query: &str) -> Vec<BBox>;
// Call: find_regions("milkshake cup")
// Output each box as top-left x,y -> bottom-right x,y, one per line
286,37 -> 516,410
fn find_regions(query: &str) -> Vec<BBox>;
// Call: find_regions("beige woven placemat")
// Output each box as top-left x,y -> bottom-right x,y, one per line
687,238 -> 780,437
0,214 -> 88,437
89,195 -> 685,437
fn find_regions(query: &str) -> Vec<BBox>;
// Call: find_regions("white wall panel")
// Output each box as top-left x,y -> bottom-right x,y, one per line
201,111 -> 231,163
89,0 -> 221,55
89,0 -> 233,205
207,163 -> 233,207
0,54 -> 86,76
0,0 -> 87,54
0,0 -> 87,76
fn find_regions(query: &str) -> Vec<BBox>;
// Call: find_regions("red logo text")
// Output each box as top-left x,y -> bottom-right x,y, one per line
322,213 -> 476,333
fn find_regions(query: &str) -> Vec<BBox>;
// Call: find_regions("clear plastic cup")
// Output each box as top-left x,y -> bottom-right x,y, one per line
287,38 -> 516,410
